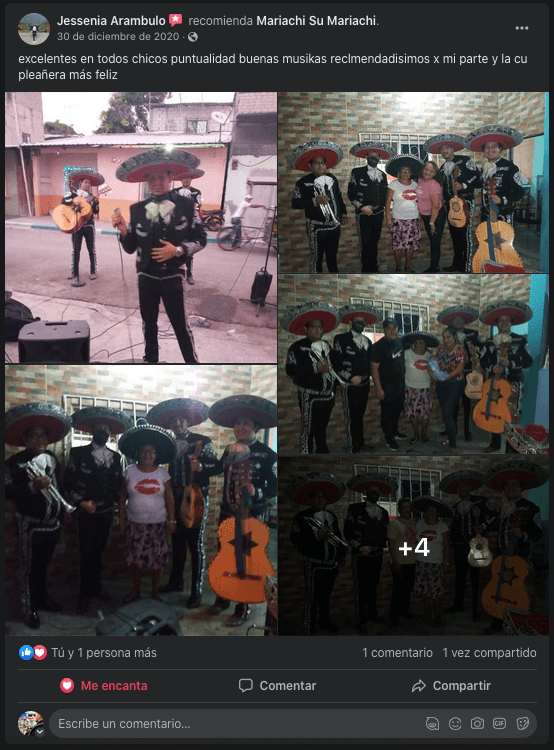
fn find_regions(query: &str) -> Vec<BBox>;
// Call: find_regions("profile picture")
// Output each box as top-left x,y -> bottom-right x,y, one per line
18,711 -> 44,737
18,13 -> 50,45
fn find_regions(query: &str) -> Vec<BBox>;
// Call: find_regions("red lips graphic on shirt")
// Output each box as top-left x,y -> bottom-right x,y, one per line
402,190 -> 418,201
135,478 -> 161,495
414,358 -> 429,371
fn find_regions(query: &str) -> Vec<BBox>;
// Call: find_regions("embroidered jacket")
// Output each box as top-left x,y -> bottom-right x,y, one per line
479,332 -> 533,383
292,173 -> 347,222
343,502 -> 390,556
64,443 -> 123,513
347,166 -> 388,215
332,330 -> 372,385
480,157 -> 525,218
440,155 -> 481,203
286,337 -> 335,394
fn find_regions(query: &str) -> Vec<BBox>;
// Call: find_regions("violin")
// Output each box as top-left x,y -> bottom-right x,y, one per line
208,444 -> 275,604
447,165 -> 470,228
482,512 -> 530,619
180,440 -> 204,529
472,178 -> 524,273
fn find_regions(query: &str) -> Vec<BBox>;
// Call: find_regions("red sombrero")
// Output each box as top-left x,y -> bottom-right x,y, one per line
349,141 -> 396,160
479,299 -> 533,326
281,302 -> 339,335
439,470 -> 485,495
116,149 -> 201,183
71,406 -> 133,436
67,170 -> 105,187
208,395 -> 277,429
289,472 -> 346,505
346,473 -> 399,496
465,125 -> 523,152
423,134 -> 466,154
484,459 -> 549,491
147,398 -> 209,429
338,304 -> 382,326
5,402 -> 72,447
505,423 -> 549,455
287,140 -> 343,171
437,305 -> 479,326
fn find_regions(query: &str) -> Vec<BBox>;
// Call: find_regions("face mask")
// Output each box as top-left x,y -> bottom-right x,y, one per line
367,156 -> 379,168
92,430 -> 109,445
352,321 -> 365,333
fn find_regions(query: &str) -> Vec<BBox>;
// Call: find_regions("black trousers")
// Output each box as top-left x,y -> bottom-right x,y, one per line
138,273 -> 199,363
341,383 -> 370,452
306,221 -> 340,273
389,563 -> 416,625
302,559 -> 339,634
453,387 -> 472,439
17,518 -> 60,618
357,213 -> 384,272
446,200 -> 475,271
297,391 -> 335,454
70,223 -> 96,277
380,396 -> 403,443
450,544 -> 481,614
165,491 -> 208,597
77,511 -> 113,598
352,554 -> 383,626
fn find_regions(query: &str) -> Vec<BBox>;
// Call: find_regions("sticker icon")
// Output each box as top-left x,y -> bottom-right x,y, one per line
517,717 -> 530,731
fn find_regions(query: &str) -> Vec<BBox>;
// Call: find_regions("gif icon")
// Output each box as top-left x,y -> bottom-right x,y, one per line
493,718 -> 507,729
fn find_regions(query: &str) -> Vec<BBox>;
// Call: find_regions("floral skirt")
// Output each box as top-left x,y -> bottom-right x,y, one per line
391,218 -> 421,253
125,521 -> 170,572
414,561 -> 444,599
404,386 -> 431,419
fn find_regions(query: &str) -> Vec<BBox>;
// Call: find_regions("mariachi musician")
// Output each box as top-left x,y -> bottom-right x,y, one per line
5,403 -> 73,629
147,398 -> 218,609
207,395 -> 277,627
478,299 -> 534,453
283,301 -> 340,454
290,140 -> 348,273
423,134 -> 481,273
170,168 -> 204,286
62,170 -> 104,282
480,459 -> 546,634
290,473 -> 346,635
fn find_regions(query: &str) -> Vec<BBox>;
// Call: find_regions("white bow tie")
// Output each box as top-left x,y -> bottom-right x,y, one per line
145,200 -> 175,224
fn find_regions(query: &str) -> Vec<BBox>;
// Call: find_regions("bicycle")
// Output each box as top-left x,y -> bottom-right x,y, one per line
217,206 -> 276,252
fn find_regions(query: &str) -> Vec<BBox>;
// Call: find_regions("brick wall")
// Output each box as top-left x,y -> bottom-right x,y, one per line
278,274 -> 532,453
278,91 -> 546,272
5,365 -> 276,595
277,454 -> 549,630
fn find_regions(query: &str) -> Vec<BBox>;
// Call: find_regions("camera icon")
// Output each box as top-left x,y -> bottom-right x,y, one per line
493,718 -> 506,729
471,717 -> 485,730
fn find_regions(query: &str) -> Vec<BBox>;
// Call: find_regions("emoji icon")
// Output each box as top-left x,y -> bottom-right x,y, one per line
19,645 -> 34,660
169,14 -> 182,27
449,717 -> 462,730
426,717 -> 439,730
33,645 -> 47,660
60,678 -> 74,693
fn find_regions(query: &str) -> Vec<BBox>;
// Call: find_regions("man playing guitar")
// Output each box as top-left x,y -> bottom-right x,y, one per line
62,173 -> 102,281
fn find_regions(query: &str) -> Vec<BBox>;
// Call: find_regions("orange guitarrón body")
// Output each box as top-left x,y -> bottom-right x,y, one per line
472,178 -> 524,272
473,377 -> 512,433
52,197 -> 93,234
482,554 -> 529,619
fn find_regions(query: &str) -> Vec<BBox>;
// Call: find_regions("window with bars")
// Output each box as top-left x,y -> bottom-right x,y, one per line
187,120 -> 208,134
350,296 -> 430,343
353,462 -> 443,519
358,132 -> 432,165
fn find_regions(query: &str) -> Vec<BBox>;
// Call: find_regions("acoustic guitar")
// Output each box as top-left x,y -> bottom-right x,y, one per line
472,178 -> 524,273
180,440 -> 204,529
482,512 -> 530,619
468,535 -> 493,568
52,184 -> 111,233
447,165 -> 470,228
465,348 -> 485,399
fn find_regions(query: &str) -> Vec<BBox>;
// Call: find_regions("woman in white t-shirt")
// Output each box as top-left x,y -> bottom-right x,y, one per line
119,443 -> 176,603
414,504 -> 451,627
403,335 -> 437,444
385,160 -> 422,273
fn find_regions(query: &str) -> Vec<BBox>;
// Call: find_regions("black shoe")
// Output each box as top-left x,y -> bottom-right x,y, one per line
442,265 -> 458,272
186,594 -> 202,609
483,624 -> 501,634
358,443 -> 375,452
225,605 -> 251,627
422,267 -> 439,273
439,430 -> 448,436
159,582 -> 184,594
208,598 -> 230,615
357,624 -> 368,635
402,612 -> 415,619
386,439 -> 400,451
187,275 -> 195,285
37,599 -> 62,612
94,590 -> 112,603
76,597 -> 90,614
319,620 -> 339,633
465,434 -> 473,442
25,611 -> 41,629
445,606 -> 463,614
472,611 -> 481,622
395,432 -> 408,440
368,614 -> 386,625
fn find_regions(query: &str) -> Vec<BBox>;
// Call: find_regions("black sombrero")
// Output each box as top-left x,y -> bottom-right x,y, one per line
439,470 -> 486,495
484,459 -> 548,492
71,406 -> 133,436
287,140 -> 343,171
401,331 -> 440,349
281,301 -> 339,335
423,134 -> 466,154
116,149 -> 201,183
346,473 -> 399,497
338,304 -> 382,326
437,305 -> 480,326
118,424 -> 177,464
479,300 -> 533,327
385,154 -> 424,178
208,395 -> 277,430
289,472 -> 346,505
412,495 -> 454,518
465,125 -> 523,152
67,170 -> 105,187
5,402 -> 72,447
147,398 -> 209,429
349,141 -> 396,160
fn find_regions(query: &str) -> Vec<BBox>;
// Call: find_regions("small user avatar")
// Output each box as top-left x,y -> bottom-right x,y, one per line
18,711 -> 44,737
18,13 -> 50,45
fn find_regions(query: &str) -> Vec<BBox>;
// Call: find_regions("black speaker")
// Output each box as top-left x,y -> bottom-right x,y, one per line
95,599 -> 182,636
18,320 -> 90,363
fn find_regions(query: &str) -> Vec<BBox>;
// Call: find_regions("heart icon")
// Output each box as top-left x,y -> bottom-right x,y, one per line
34,645 -> 47,660
60,678 -> 74,693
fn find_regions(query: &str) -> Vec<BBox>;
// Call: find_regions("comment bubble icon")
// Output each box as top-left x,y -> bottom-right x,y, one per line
239,679 -> 253,693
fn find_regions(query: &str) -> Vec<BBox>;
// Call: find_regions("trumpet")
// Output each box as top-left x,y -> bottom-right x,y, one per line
307,516 -> 349,548
314,175 -> 340,225
310,340 -> 348,386
24,453 -> 75,514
